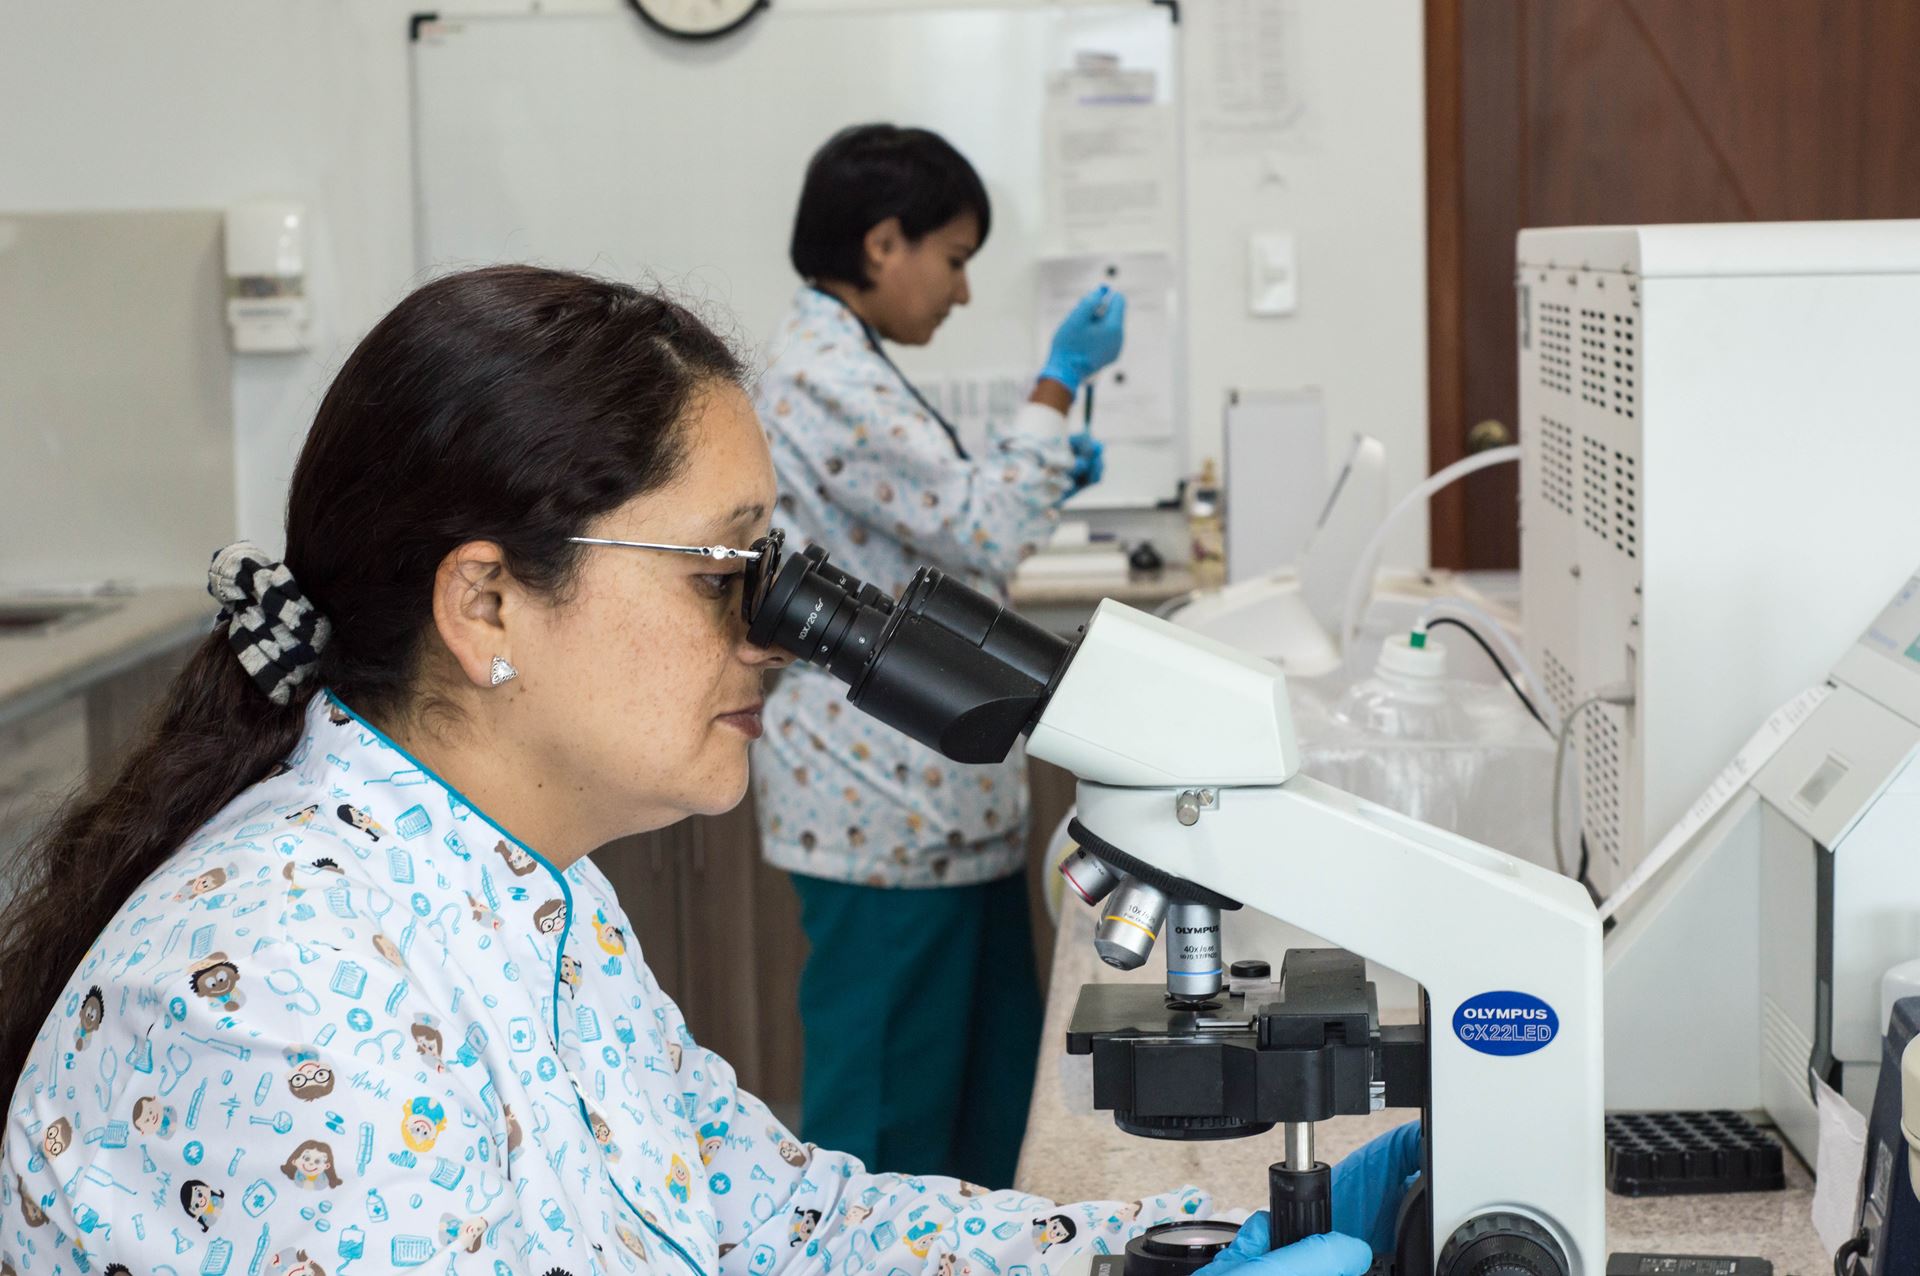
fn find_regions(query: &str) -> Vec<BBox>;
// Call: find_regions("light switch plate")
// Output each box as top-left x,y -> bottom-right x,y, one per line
1249,230 -> 1297,316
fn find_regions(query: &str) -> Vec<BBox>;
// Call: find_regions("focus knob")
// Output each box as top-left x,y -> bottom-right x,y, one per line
1435,1213 -> 1569,1276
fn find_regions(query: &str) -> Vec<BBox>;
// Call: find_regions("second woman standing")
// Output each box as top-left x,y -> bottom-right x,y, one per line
753,123 -> 1123,1187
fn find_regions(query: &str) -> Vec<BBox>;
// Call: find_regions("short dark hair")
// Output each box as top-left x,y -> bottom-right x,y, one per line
789,124 -> 991,288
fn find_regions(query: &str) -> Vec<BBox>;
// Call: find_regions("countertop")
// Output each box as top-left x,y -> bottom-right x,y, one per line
1015,906 -> 1829,1273
0,586 -> 212,728
1009,566 -> 1197,609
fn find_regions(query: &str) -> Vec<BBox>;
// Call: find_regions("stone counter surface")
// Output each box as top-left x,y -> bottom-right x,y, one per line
1015,907 -> 1829,1274
0,586 -> 211,727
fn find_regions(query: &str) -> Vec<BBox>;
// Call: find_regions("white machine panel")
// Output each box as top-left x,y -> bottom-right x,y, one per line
1608,561 -> 1920,1146
1518,221 -> 1920,896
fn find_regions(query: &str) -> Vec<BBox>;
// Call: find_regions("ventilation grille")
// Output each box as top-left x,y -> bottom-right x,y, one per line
1762,996 -> 1815,1095
1542,648 -> 1576,722
1582,709 -> 1624,869
1538,300 -> 1573,396
1539,416 -> 1575,516
1610,450 -> 1639,558
1581,435 -> 1640,559
1580,435 -> 1610,539
1579,306 -> 1638,418
1610,310 -> 1638,418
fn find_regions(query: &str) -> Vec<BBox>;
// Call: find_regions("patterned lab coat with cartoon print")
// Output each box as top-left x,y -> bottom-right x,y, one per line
754,287 -> 1076,890
1,692 -> 1209,1274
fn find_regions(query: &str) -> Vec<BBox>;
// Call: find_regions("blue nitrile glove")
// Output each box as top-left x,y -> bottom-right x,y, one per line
1068,431 -> 1105,491
1329,1120 -> 1424,1255
1193,1122 -> 1424,1276
1040,285 -> 1127,392
1194,1212 -> 1370,1276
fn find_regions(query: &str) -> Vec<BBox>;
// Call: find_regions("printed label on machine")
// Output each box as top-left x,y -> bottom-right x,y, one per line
1452,991 -> 1559,1056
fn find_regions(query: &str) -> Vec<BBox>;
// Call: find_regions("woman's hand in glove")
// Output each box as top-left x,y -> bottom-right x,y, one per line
1039,285 -> 1126,392
1194,1122 -> 1424,1276
1194,1213 -> 1371,1276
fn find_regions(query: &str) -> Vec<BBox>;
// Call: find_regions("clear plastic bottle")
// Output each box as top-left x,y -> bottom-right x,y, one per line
1297,632 -> 1557,871
1329,632 -> 1472,739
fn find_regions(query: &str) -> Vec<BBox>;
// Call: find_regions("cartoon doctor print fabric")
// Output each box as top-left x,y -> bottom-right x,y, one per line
753,287 -> 1075,890
2,692 -> 1210,1273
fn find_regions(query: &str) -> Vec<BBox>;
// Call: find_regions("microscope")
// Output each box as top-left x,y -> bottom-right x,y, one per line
747,547 -> 1605,1276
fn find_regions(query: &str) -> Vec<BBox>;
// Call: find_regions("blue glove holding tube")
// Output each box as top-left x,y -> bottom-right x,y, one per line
1040,285 -> 1126,392
1067,431 -> 1105,493
1195,1122 -> 1424,1276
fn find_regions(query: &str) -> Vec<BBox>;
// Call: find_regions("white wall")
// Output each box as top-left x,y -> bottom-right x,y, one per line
1,0 -> 1426,565
0,1 -> 422,549
1179,0 -> 1429,563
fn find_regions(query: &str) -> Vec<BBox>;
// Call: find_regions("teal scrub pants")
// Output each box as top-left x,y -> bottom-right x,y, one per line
790,871 -> 1043,1187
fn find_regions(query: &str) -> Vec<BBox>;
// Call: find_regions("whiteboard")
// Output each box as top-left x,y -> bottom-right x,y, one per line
0,211 -> 234,588
410,3 -> 1181,508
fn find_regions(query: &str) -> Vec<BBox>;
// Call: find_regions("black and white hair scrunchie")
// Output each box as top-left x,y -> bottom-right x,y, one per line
207,541 -> 333,705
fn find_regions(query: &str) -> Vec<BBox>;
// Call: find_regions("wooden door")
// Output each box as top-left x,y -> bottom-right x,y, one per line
1427,0 -> 1920,569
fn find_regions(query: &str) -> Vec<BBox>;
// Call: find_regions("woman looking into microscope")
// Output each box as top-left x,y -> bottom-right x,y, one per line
0,264 -> 1416,1275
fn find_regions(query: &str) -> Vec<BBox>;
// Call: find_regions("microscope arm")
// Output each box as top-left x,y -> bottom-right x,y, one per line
1028,602 -> 1606,1276
749,551 -> 1606,1276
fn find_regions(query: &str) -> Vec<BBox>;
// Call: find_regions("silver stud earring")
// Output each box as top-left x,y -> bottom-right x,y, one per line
489,656 -> 518,686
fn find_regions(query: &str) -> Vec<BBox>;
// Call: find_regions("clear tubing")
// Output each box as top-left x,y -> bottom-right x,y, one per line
1337,445 -> 1522,673
1414,596 -> 1559,734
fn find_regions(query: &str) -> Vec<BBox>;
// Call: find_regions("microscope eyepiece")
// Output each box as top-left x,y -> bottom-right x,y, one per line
746,545 -> 1075,765
746,543 -> 895,681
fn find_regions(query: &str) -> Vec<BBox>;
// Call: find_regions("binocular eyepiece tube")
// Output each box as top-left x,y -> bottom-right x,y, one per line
747,545 -> 1073,765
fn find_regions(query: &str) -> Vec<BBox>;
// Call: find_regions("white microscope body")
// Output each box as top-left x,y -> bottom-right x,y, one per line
1029,601 -> 1607,1274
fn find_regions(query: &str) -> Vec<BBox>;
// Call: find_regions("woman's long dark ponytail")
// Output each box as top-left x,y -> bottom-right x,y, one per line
0,265 -> 742,1086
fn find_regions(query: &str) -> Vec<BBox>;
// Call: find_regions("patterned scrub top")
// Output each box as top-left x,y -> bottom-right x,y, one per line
753,288 -> 1075,890
2,692 -> 1210,1274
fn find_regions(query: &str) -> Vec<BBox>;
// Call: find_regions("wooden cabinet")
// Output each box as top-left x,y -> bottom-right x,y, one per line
592,759 -> 1079,1111
0,638 -> 196,892
590,791 -> 809,1105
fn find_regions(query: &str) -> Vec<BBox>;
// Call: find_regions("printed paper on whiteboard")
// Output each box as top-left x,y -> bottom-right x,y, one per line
1044,68 -> 1176,253
1193,0 -> 1317,156
1035,253 -> 1176,445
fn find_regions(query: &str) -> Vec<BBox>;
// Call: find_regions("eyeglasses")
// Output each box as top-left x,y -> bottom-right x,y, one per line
568,527 -> 785,623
